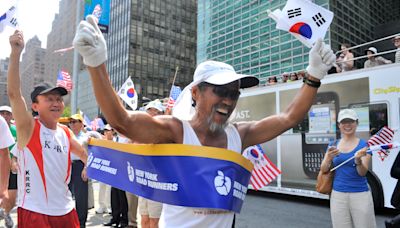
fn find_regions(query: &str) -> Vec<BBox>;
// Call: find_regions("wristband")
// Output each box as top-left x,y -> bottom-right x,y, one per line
303,77 -> 321,88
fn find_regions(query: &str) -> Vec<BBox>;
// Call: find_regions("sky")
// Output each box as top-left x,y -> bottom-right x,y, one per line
0,0 -> 60,59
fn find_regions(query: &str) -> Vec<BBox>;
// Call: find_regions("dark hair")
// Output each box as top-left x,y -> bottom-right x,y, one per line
97,129 -> 105,135
197,82 -> 209,91
340,43 -> 352,52
32,110 -> 39,117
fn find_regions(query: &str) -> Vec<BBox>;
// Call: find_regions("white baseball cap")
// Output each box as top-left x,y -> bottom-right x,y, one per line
337,109 -> 358,123
145,99 -> 164,112
104,124 -> 113,131
193,60 -> 259,88
365,47 -> 377,54
0,106 -> 12,113
172,60 -> 259,120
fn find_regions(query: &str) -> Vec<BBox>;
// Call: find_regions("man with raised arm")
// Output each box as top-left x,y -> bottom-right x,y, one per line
7,30 -> 88,228
73,15 -> 335,227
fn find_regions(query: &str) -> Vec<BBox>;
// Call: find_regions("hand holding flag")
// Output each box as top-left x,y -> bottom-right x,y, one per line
243,145 -> 281,190
331,126 -> 396,171
268,0 -> 333,47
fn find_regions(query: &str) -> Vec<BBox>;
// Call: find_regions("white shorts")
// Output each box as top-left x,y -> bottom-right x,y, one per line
138,197 -> 163,218
330,190 -> 376,228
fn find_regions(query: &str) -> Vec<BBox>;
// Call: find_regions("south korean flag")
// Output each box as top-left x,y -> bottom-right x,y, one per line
0,4 -> 18,33
268,0 -> 334,47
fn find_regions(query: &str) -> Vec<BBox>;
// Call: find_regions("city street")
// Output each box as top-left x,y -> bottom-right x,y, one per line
236,191 -> 396,228
1,181 -> 397,228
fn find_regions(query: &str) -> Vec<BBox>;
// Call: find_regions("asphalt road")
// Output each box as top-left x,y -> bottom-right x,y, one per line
236,191 -> 398,228
1,184 -> 397,228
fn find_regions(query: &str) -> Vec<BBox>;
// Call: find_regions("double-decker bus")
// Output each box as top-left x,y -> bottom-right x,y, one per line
235,63 -> 400,208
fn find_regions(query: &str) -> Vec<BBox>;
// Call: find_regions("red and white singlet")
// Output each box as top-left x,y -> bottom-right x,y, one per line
13,119 -> 74,216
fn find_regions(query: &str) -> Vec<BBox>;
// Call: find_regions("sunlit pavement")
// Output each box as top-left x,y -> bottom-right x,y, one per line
1,181 -> 114,228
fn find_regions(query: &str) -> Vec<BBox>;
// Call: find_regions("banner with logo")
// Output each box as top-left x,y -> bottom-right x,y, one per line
87,139 -> 253,213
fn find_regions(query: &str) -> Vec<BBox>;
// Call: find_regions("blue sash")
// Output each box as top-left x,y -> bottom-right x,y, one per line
87,139 -> 253,213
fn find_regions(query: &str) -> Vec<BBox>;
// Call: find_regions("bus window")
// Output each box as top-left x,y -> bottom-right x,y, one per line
349,103 -> 388,136
368,103 -> 388,136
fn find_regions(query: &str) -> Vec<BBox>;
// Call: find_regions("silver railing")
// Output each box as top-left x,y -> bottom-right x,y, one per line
264,33 -> 400,85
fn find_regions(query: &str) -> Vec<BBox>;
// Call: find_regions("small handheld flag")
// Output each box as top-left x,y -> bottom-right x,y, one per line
331,126 -> 396,171
268,0 -> 333,47
56,70 -> 73,92
92,4 -> 102,21
0,4 -> 18,33
91,117 -> 105,131
117,77 -> 138,111
243,145 -> 281,190
368,126 -> 395,161
167,85 -> 182,109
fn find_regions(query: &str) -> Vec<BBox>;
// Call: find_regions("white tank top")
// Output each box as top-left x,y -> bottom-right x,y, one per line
159,120 -> 242,228
14,119 -> 74,216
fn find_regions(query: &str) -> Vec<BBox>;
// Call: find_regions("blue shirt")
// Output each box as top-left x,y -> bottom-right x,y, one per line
332,139 -> 371,192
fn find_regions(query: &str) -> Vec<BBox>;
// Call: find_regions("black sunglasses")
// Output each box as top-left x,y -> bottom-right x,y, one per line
200,82 -> 241,100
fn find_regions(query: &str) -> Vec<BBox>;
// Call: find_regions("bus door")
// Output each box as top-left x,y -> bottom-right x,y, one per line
301,92 -> 340,179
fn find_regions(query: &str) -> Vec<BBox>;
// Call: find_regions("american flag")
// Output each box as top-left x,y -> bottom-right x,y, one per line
56,70 -> 73,92
243,144 -> 281,190
167,85 -> 182,109
91,118 -> 105,131
368,126 -> 395,161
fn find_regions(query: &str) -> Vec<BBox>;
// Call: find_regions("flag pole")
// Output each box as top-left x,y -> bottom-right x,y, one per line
165,66 -> 179,114
168,66 -> 179,98
330,142 -> 400,172
71,0 -> 82,115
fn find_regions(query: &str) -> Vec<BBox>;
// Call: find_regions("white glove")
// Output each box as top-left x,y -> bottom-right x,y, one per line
73,15 -> 107,67
306,39 -> 336,80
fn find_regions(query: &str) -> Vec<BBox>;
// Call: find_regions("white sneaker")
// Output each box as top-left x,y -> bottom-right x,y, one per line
4,213 -> 13,228
95,207 -> 106,214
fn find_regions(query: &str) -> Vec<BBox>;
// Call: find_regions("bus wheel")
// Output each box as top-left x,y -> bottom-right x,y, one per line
366,171 -> 384,209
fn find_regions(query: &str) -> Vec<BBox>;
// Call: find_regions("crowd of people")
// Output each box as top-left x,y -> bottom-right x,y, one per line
264,35 -> 400,87
266,71 -> 306,86
0,15 -> 399,228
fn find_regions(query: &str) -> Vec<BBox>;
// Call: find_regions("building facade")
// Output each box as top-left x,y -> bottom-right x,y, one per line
76,70 -> 99,119
108,0 -> 197,107
45,0 -> 82,86
197,0 -> 400,85
20,36 -> 46,108
78,0 -> 197,114
0,58 -> 9,106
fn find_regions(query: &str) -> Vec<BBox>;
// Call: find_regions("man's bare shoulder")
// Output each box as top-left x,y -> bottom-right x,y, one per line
154,115 -> 183,143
